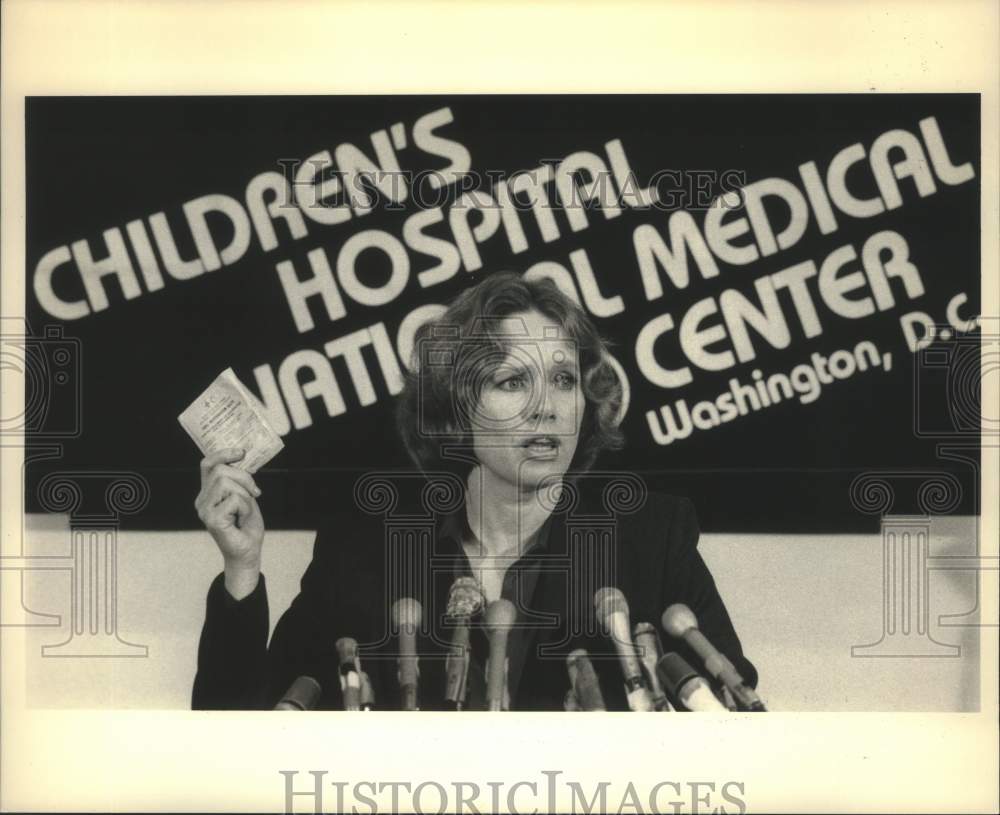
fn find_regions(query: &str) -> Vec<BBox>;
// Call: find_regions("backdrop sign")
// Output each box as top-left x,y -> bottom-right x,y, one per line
23,95 -> 981,530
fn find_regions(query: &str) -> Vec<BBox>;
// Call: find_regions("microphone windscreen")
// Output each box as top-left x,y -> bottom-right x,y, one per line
447,576 -> 484,619
335,637 -> 359,669
393,597 -> 422,711
484,598 -> 517,630
359,671 -> 375,709
567,648 -> 606,711
484,599 -> 516,711
594,587 -> 628,628
633,622 -> 661,654
661,603 -> 698,639
275,676 -> 322,711
392,597 -> 422,631
656,652 -> 700,698
633,622 -> 664,672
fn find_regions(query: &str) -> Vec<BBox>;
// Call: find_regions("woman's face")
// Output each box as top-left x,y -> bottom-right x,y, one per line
467,308 -> 585,492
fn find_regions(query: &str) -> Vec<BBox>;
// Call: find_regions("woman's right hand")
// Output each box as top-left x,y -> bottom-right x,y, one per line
195,448 -> 265,598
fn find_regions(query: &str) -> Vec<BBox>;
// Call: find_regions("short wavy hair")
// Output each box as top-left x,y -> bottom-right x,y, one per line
395,272 -> 625,480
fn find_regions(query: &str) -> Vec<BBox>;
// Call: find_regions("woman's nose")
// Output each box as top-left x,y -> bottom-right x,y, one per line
530,385 -> 558,423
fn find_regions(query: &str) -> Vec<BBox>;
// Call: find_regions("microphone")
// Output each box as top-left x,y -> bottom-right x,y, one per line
484,599 -> 516,711
661,604 -> 766,711
718,685 -> 738,712
359,670 -> 375,711
656,653 -> 727,712
566,649 -> 606,711
633,622 -> 671,711
335,637 -> 362,711
594,587 -> 655,711
274,676 -> 322,711
391,597 -> 422,711
444,576 -> 484,710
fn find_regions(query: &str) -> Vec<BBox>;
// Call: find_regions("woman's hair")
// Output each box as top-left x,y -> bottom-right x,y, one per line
395,272 -> 625,479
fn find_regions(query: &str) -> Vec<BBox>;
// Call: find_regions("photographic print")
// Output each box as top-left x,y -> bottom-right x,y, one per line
2,2 -> 997,813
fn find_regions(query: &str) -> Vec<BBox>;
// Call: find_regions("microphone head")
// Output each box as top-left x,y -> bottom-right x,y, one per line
359,671 -> 375,708
661,603 -> 698,639
335,637 -> 359,668
566,648 -> 606,711
275,676 -> 322,711
633,621 -> 657,639
633,621 -> 662,659
566,648 -> 595,683
594,586 -> 628,627
484,598 -> 517,630
656,652 -> 700,698
391,597 -> 422,631
446,576 -> 485,619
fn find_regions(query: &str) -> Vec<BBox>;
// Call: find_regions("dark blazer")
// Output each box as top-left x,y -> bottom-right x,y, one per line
192,476 -> 757,711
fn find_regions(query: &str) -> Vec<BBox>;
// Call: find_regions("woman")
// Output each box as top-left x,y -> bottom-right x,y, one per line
192,273 -> 756,710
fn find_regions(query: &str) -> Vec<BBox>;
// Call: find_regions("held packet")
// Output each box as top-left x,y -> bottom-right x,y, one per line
178,368 -> 284,474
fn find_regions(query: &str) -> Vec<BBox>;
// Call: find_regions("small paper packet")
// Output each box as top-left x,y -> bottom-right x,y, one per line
178,368 -> 284,474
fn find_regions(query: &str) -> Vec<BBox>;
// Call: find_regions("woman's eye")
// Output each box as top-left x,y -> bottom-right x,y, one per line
554,372 -> 577,389
497,375 -> 526,391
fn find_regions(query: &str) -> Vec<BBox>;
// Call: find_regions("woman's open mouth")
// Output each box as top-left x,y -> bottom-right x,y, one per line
521,435 -> 560,458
